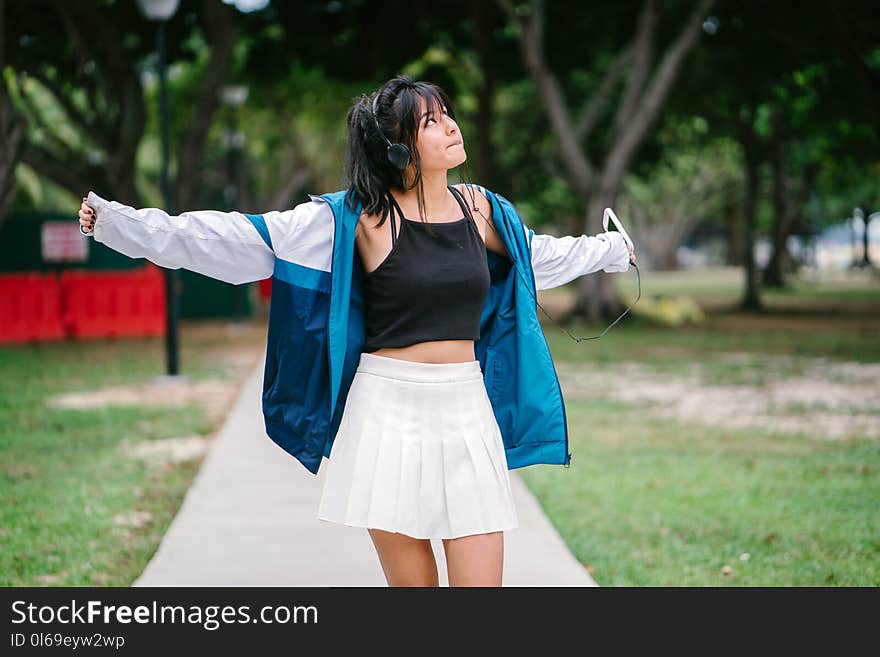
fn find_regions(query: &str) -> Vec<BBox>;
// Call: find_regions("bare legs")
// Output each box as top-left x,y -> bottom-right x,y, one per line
368,528 -> 439,587
368,528 -> 504,587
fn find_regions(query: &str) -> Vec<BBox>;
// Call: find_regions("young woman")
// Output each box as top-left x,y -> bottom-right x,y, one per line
78,75 -> 635,588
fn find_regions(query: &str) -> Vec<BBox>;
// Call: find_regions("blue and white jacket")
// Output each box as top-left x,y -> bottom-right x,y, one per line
83,185 -> 631,475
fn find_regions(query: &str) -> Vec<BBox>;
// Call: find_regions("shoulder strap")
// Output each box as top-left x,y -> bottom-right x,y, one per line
386,193 -> 400,247
450,184 -> 485,240
448,185 -> 474,223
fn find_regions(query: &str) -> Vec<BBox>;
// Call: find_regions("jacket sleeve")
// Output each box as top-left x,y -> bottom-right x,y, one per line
527,228 -> 631,291
81,191 -> 291,285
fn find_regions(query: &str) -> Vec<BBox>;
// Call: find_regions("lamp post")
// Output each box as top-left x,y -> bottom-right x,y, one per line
850,208 -> 863,269
137,0 -> 181,376
219,84 -> 249,321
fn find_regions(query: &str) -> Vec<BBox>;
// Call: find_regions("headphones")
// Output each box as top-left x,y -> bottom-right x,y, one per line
371,93 -> 411,170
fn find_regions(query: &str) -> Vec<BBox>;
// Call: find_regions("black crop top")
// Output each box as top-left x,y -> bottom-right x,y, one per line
361,185 -> 490,352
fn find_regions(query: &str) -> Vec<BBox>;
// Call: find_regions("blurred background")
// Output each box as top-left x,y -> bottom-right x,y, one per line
0,0 -> 877,587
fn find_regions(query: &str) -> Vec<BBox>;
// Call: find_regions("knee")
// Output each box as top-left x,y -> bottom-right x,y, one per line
388,574 -> 440,587
382,562 -> 440,587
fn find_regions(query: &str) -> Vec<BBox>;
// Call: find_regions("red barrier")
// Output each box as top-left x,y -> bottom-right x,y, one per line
1,265 -> 166,343
60,265 -> 165,339
0,273 -> 65,343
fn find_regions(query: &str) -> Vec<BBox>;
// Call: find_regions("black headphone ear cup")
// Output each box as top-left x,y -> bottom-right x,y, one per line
387,143 -> 411,170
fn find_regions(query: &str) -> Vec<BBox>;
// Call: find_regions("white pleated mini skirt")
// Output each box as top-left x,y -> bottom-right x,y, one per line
316,351 -> 519,539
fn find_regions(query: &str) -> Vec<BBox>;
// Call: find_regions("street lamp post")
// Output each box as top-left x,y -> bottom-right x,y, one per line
137,0 -> 181,376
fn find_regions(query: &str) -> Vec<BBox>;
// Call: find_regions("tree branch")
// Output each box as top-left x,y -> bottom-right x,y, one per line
498,0 -> 594,196
175,0 -> 238,210
20,142 -> 103,197
267,169 -> 311,212
599,0 -> 716,200
51,0 -> 118,119
26,69 -> 110,151
14,78 -> 77,159
573,46 -> 632,143
57,3 -> 144,201
612,0 -> 657,135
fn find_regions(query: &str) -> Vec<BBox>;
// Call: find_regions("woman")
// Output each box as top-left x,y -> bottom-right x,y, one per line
78,75 -> 635,587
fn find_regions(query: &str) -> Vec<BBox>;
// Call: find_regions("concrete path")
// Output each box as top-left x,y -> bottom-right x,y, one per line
133,351 -> 598,587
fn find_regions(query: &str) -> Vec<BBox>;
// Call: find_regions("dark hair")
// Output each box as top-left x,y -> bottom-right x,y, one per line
344,74 -> 475,234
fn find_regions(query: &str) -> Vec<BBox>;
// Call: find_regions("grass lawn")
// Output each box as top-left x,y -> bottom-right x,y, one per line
0,320 -> 266,586
520,267 -> 880,586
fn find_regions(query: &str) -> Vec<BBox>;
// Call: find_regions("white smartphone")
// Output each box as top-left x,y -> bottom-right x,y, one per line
602,207 -> 634,251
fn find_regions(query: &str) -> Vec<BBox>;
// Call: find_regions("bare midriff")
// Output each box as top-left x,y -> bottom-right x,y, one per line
371,340 -> 476,364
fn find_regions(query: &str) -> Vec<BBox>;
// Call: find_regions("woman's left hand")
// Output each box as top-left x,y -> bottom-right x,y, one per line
79,197 -> 96,233
627,244 -> 636,265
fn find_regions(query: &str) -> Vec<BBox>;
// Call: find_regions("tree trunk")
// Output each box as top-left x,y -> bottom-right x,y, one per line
722,201 -> 741,265
0,91 -> 24,228
764,158 -> 819,284
654,246 -> 680,270
741,142 -> 762,310
859,209 -> 874,267
762,134 -> 788,288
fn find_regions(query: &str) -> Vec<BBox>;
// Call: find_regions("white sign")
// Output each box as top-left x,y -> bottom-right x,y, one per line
42,222 -> 89,263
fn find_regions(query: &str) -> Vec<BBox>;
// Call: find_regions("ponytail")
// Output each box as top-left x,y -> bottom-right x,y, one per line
344,94 -> 392,220
343,75 -> 458,233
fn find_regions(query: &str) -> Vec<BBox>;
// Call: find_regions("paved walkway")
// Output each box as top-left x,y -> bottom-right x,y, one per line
133,351 -> 598,587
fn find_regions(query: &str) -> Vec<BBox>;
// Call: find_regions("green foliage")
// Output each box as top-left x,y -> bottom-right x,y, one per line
493,80 -> 583,225
624,115 -> 743,229
7,0 -> 878,260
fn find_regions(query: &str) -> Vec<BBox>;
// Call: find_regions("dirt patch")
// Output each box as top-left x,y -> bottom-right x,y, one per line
119,435 -> 212,465
556,353 -> 880,440
112,510 -> 153,529
46,378 -> 242,428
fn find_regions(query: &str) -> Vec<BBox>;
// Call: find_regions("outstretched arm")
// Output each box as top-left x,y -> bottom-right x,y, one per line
529,229 -> 633,291
79,191 -> 289,285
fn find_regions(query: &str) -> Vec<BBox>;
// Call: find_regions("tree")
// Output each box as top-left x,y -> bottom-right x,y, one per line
676,0 -> 880,302
497,0 -> 716,322
8,0 -> 152,206
5,0 -> 239,211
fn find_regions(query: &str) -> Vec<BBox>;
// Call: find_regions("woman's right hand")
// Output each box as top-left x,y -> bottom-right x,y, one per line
79,196 -> 96,233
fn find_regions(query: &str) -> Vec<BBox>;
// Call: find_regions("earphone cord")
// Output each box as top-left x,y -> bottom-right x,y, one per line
463,186 -> 641,342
